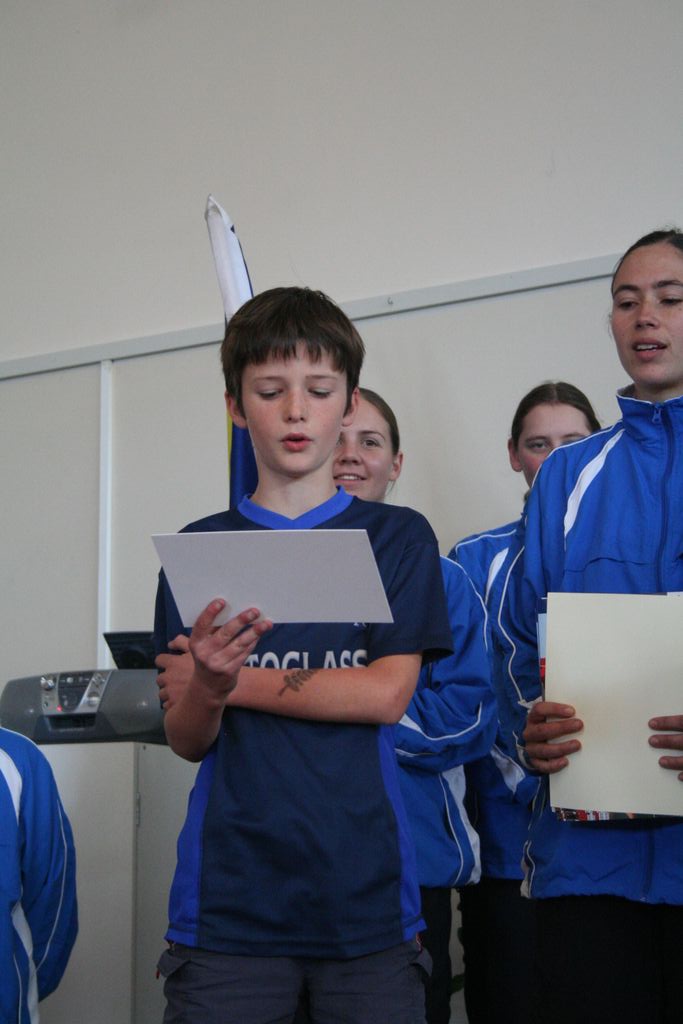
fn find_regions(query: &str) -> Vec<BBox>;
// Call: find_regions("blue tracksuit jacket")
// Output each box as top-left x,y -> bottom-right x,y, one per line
0,728 -> 77,1024
394,557 -> 498,887
451,524 -> 539,880
508,389 -> 683,903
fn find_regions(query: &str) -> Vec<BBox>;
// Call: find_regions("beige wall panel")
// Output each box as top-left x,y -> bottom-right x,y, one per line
0,367 -> 100,691
110,342 -> 230,631
40,744 -> 137,1024
2,1 -> 683,361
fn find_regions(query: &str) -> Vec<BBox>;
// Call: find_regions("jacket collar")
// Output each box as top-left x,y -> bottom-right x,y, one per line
617,386 -> 683,441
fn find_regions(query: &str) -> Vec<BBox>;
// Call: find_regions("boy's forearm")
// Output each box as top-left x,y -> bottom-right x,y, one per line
161,601 -> 274,759
164,677 -> 227,760
226,653 -> 422,724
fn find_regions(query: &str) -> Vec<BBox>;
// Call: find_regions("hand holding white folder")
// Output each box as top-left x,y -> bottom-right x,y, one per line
542,592 -> 683,818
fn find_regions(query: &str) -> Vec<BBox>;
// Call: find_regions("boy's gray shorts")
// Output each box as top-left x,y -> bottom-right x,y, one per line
157,937 -> 431,1024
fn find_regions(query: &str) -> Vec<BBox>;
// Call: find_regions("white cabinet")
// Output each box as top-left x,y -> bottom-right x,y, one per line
39,743 -> 196,1024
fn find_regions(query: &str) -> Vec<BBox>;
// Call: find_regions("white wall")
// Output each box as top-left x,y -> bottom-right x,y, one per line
0,366 -> 101,683
2,0 -> 682,362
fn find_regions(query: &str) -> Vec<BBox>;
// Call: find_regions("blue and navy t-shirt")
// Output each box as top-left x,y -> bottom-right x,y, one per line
155,489 -> 452,958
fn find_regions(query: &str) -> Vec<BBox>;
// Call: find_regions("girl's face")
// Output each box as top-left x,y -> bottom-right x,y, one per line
333,396 -> 403,503
611,241 -> 683,404
508,402 -> 594,488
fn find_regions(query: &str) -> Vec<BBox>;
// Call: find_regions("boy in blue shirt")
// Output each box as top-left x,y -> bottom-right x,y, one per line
155,286 -> 452,1023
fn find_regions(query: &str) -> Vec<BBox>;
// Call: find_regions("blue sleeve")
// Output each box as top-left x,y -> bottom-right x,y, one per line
448,536 -> 490,598
394,559 -> 497,772
20,745 -> 78,1000
467,739 -> 540,806
449,521 -> 518,604
497,461 -> 568,757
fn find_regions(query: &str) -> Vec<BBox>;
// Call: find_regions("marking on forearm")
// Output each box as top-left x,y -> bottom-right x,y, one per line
278,668 -> 317,697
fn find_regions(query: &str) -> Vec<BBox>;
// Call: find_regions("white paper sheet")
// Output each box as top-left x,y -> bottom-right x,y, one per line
153,529 -> 394,626
545,592 -> 683,818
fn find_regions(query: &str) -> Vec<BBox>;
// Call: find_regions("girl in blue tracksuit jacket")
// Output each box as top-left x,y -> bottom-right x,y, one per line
451,381 -> 600,1024
513,229 -> 683,1024
333,387 -> 496,1024
0,727 -> 77,1024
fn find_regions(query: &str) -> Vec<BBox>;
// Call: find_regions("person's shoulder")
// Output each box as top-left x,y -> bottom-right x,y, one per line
179,508 -> 236,534
543,423 -> 622,474
440,554 -> 465,582
0,726 -> 50,778
441,555 -> 489,606
346,497 -> 436,536
451,520 -> 519,555
448,519 -> 520,574
528,424 -> 624,505
382,500 -> 435,531
440,554 -> 475,593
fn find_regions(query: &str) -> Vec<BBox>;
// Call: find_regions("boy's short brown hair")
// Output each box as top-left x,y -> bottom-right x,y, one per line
221,287 -> 365,412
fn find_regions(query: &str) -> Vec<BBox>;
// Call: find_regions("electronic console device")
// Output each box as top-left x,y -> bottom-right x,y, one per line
0,668 -> 165,744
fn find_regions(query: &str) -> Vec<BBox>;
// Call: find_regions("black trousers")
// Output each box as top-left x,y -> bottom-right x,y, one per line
419,886 -> 453,1024
459,877 -> 538,1024
534,895 -> 683,1024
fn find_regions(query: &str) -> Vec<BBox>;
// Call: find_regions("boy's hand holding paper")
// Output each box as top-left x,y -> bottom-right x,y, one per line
188,600 -> 272,702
